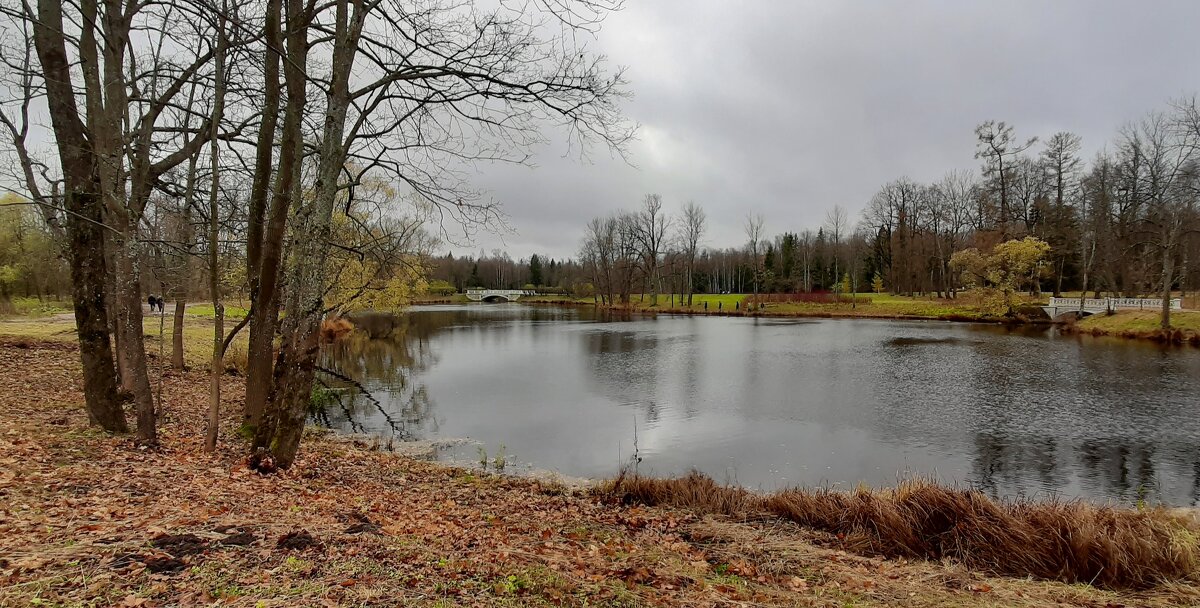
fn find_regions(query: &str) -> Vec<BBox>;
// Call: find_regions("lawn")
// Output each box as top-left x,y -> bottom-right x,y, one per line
185,301 -> 250,319
756,297 -> 989,321
0,306 -> 249,371
0,318 -> 78,342
637,293 -> 747,310
140,313 -> 251,371
615,292 -> 999,320
0,296 -> 72,318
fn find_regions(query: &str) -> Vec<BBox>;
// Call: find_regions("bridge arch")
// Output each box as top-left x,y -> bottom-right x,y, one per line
465,289 -> 532,302
1049,309 -> 1095,322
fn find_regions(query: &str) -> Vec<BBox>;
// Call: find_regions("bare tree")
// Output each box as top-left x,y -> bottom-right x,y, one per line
824,205 -> 848,294
1077,152 -> 1115,303
1039,132 -> 1083,295
580,217 -> 612,304
246,0 -> 633,468
10,0 -> 253,444
21,0 -> 128,432
975,121 -> 1037,236
744,213 -> 764,300
930,170 -> 979,297
867,178 -> 923,294
633,194 -> 668,306
1122,111 -> 1198,329
614,213 -> 641,305
242,0 -> 292,429
678,201 -> 706,306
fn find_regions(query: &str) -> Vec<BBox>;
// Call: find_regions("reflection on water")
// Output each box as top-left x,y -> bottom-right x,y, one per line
317,304 -> 1200,506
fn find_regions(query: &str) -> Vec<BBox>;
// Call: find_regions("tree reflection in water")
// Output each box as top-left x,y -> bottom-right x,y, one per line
972,432 -> 1200,506
313,313 -> 440,440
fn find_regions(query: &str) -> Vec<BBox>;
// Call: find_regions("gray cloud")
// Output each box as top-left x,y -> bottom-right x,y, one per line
457,0 -> 1200,261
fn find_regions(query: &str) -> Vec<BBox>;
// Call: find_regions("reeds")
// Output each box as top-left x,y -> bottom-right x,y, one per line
606,473 -> 1200,589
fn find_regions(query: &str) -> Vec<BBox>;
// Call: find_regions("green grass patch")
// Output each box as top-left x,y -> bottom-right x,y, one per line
141,315 -> 250,371
186,302 -> 250,319
0,297 -> 72,318
0,319 -> 77,341
748,297 -> 988,320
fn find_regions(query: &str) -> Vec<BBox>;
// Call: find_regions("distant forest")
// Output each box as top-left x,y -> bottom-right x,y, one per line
430,102 -> 1200,307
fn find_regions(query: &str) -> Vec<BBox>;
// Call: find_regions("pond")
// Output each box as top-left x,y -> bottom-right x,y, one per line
317,303 -> 1200,507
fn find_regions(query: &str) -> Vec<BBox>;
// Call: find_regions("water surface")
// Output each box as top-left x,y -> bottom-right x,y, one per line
318,304 -> 1200,506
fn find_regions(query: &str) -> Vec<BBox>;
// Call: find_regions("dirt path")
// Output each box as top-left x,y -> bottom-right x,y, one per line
1,337 -> 1195,607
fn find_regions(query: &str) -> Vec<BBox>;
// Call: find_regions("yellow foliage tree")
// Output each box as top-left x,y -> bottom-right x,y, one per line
322,178 -> 435,312
950,236 -> 1051,315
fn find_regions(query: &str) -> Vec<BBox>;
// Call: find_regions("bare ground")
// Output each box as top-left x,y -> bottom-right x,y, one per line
2,337 -> 1197,607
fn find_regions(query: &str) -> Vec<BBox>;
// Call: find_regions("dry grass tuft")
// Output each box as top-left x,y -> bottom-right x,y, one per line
605,470 -> 758,516
609,473 -> 1200,590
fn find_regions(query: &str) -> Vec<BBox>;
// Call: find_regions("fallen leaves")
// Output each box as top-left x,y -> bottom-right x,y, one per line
277,529 -> 321,551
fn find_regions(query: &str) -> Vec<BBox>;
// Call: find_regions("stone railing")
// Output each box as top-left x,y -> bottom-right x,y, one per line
1047,297 -> 1183,311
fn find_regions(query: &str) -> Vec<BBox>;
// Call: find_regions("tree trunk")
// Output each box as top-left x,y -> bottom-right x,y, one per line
171,301 -> 186,369
1161,245 -> 1174,330
244,0 -> 305,430
253,0 -> 359,469
30,0 -> 127,432
69,185 -> 128,433
649,265 -> 658,306
112,228 -> 157,445
242,0 -> 283,430
254,317 -> 320,468
107,235 -> 132,390
205,3 -> 228,453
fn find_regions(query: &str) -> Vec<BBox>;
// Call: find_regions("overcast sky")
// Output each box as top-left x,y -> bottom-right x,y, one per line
451,0 -> 1200,261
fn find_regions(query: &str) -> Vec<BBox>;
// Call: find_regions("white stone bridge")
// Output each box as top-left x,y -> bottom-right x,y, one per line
1042,296 -> 1183,320
465,289 -> 534,302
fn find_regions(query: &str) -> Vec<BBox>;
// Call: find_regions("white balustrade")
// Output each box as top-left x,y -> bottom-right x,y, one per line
1046,297 -> 1183,312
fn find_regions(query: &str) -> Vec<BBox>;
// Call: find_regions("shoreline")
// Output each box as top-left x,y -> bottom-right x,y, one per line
1062,318 -> 1200,346
412,295 -> 1200,347
416,295 -> 1019,324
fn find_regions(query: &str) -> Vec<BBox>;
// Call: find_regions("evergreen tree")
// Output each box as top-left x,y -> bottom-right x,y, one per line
529,254 -> 544,286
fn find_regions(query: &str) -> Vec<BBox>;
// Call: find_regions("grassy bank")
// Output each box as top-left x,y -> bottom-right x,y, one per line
1067,310 -> 1200,345
2,329 -> 1200,605
528,292 -> 1200,346
524,292 -> 1013,323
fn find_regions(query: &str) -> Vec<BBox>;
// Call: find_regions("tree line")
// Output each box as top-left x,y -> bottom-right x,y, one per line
426,252 -> 588,294
577,101 -> 1200,328
0,0 -> 630,465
